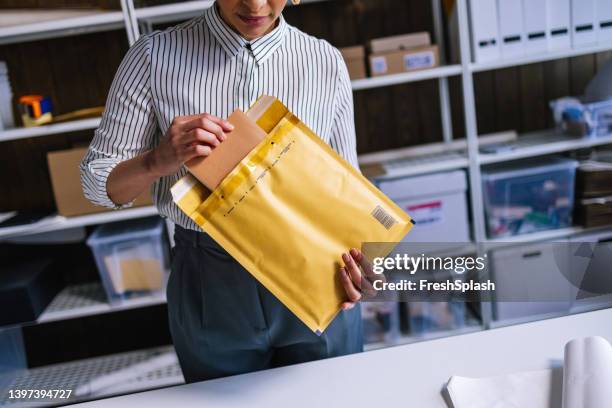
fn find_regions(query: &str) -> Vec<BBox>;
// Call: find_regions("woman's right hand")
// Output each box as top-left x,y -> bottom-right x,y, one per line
147,113 -> 234,177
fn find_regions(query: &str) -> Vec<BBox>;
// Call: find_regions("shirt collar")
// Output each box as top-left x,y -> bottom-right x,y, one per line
204,2 -> 288,65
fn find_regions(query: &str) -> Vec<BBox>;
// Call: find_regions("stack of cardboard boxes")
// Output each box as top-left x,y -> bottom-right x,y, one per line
47,146 -> 152,217
339,31 -> 440,80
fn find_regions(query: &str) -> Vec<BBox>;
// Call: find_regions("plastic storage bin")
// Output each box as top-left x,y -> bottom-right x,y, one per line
482,157 -> 578,238
362,302 -> 401,346
550,97 -> 612,138
377,170 -> 470,247
86,217 -> 169,304
402,301 -> 466,336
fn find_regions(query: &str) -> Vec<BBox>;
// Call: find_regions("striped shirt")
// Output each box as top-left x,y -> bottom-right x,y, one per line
80,2 -> 358,231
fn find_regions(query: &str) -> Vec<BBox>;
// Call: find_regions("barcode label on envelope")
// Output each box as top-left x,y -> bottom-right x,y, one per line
371,205 -> 397,230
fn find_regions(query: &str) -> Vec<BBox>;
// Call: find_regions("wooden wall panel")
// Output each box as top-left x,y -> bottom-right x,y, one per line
493,68 -> 521,133
0,30 -> 128,212
2,0 -> 612,213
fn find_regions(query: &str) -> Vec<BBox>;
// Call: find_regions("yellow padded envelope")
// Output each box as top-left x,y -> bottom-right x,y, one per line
171,96 -> 413,334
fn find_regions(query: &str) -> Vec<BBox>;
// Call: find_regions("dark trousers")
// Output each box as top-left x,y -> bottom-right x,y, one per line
167,225 -> 363,383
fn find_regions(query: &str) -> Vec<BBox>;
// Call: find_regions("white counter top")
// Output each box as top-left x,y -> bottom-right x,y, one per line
74,308 -> 612,408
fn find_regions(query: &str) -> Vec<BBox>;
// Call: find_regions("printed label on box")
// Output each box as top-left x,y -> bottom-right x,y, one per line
406,200 -> 443,227
371,56 -> 388,74
403,51 -> 435,70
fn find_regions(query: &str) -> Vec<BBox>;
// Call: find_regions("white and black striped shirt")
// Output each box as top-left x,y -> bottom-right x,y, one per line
80,2 -> 358,231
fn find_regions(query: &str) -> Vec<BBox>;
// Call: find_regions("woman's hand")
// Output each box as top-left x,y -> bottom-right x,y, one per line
339,248 -> 380,310
147,113 -> 234,177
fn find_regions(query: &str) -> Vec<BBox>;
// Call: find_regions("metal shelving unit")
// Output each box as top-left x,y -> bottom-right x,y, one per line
479,130 -> 612,165
2,0 -> 612,371
0,346 -> 183,407
38,282 -> 166,324
351,64 -> 462,91
0,206 -> 158,240
0,117 -> 101,143
364,325 -> 482,352
0,9 -> 127,45
470,41 -> 612,72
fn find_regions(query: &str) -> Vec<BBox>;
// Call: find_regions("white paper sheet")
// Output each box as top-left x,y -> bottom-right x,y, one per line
446,336 -> 612,408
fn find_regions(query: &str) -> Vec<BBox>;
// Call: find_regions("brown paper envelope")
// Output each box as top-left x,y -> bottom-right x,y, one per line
185,109 -> 267,191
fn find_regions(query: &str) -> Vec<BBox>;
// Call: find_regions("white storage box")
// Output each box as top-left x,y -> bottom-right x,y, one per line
491,241 -> 573,322
86,217 -> 169,304
378,170 -> 470,245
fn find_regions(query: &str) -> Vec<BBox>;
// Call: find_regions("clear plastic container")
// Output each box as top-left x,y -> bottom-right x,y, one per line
403,301 -> 466,336
550,97 -> 612,138
362,302 -> 401,346
482,156 -> 578,238
86,217 -> 169,304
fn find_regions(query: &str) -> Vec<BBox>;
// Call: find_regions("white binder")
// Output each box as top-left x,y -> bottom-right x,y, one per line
547,0 -> 571,51
598,0 -> 612,43
497,0 -> 524,58
522,0 -> 548,54
571,0 -> 598,47
468,0 -> 500,62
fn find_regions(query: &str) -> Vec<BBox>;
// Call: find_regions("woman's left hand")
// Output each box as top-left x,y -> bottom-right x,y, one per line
339,248 -> 379,310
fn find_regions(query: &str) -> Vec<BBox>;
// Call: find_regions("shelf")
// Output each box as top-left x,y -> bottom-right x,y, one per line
364,325 -> 483,352
0,346 -> 183,407
479,130 -> 612,165
351,65 -> 462,91
483,225 -> 612,248
133,0 -> 327,24
38,282 -> 166,324
0,9 -> 125,45
134,0 -> 213,24
470,42 -> 612,72
0,206 -> 159,240
0,68 -> 460,144
371,151 -> 468,180
0,117 -> 101,143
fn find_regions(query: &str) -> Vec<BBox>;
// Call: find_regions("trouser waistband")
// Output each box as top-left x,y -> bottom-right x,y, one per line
173,224 -> 225,251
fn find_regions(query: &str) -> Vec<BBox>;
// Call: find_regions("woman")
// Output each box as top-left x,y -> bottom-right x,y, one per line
81,0 -> 367,383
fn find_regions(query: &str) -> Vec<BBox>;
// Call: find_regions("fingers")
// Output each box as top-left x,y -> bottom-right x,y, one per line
179,128 -> 221,147
180,114 -> 234,141
342,252 -> 362,290
351,248 -> 386,285
339,266 -> 361,303
174,113 -> 234,131
183,144 -> 212,162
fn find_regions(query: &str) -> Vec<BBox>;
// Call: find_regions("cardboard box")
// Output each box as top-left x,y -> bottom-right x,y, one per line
47,146 -> 153,217
186,109 -> 267,191
369,32 -> 431,53
369,45 -> 439,77
339,45 -> 367,80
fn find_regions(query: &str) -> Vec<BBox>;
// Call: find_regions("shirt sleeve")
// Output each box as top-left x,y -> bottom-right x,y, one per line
80,34 -> 158,210
329,49 -> 360,171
